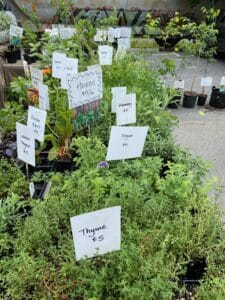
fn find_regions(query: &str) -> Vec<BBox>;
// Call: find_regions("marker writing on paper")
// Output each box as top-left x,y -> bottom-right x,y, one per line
121,134 -> 133,147
79,225 -> 107,242
21,141 -> 30,154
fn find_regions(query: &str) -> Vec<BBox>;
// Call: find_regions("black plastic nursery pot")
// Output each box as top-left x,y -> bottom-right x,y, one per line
197,94 -> 207,106
167,95 -> 181,109
5,50 -> 17,64
14,48 -> 21,60
209,87 -> 225,108
183,91 -> 198,108
23,48 -> 37,65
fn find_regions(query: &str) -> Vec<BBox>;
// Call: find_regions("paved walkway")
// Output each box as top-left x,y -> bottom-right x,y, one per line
151,52 -> 225,209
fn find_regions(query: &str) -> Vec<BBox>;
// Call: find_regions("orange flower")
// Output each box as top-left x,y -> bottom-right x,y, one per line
42,67 -> 51,75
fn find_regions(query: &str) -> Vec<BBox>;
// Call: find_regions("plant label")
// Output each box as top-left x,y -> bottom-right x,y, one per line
120,27 -> 132,38
9,25 -> 23,38
111,87 -> 127,113
16,122 -> 35,167
52,52 -> 66,79
30,66 -> 43,90
201,77 -> 213,87
173,80 -> 184,89
29,182 -> 35,198
94,29 -> 108,42
106,126 -> 148,161
61,57 -> 78,89
108,27 -> 115,42
220,77 -> 225,86
98,45 -> 113,65
114,28 -> 121,38
39,83 -> 50,111
67,68 -> 103,109
45,28 -> 59,37
23,60 -> 30,77
117,38 -> 130,50
116,94 -> 136,126
27,106 -> 47,142
70,206 -> 121,261
59,27 -> 75,39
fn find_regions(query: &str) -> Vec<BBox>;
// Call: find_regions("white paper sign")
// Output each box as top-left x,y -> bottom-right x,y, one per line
106,126 -> 148,161
29,182 -> 35,198
23,60 -> 30,77
114,28 -> 121,38
27,106 -> 47,142
116,94 -> 136,126
220,76 -> 225,86
173,80 -> 184,89
120,27 -> 132,38
201,77 -> 213,87
30,66 -> 43,90
98,45 -> 113,65
45,28 -> 59,37
118,38 -> 130,50
94,29 -> 108,42
61,57 -> 78,89
39,83 -> 50,111
70,206 -> 121,261
9,25 -> 23,38
67,69 -> 103,109
52,52 -> 66,79
59,27 -> 75,39
111,86 -> 127,113
108,27 -> 115,42
16,122 -> 35,167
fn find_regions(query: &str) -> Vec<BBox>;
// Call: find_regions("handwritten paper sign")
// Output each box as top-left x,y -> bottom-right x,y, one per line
111,86 -> 127,113
118,38 -> 130,50
116,94 -> 136,126
61,57 -> 78,89
30,66 -> 43,90
39,83 -> 50,111
106,126 -> 148,161
70,206 -> 121,261
114,28 -> 121,38
120,27 -> 132,38
220,77 -> 225,86
9,25 -> 23,38
52,52 -> 66,78
67,69 -> 103,109
201,77 -> 213,87
94,29 -> 108,42
173,80 -> 184,89
16,122 -> 35,167
45,28 -> 59,37
98,45 -> 113,65
108,27 -> 115,42
27,106 -> 47,142
59,27 -> 75,39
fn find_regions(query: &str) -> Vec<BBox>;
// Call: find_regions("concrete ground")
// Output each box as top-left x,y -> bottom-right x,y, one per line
150,52 -> 225,210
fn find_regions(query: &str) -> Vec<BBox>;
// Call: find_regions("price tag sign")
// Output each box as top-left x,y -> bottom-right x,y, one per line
111,86 -> 127,113
70,206 -> 121,261
27,106 -> 47,142
67,68 -> 103,109
45,28 -> 59,37
201,77 -> 213,87
173,80 -> 184,89
220,76 -> 225,86
120,27 -> 132,38
108,27 -> 115,42
9,25 -> 23,38
98,45 -> 113,65
52,52 -> 66,79
61,57 -> 78,89
16,122 -> 35,167
116,94 -> 136,126
106,126 -> 148,161
118,38 -> 130,50
39,83 -> 50,111
30,66 -> 43,90
114,28 -> 121,38
59,27 -> 75,39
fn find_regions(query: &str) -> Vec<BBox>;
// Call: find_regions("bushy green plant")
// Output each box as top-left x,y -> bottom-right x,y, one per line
0,11 -> 12,31
1,136 -> 225,299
